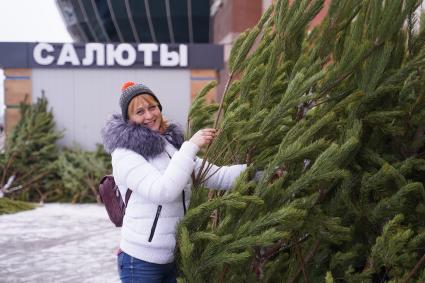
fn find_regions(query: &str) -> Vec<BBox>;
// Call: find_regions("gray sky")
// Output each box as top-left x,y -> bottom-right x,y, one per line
0,0 -> 72,42
0,0 -> 72,120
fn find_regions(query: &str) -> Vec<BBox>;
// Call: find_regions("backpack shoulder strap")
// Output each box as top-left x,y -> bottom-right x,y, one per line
100,174 -> 114,184
124,189 -> 132,207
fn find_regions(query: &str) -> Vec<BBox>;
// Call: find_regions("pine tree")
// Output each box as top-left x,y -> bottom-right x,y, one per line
0,95 -> 62,202
187,81 -> 219,138
177,0 -> 425,282
55,145 -> 111,203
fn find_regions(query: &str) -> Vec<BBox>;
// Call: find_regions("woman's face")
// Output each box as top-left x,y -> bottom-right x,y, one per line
128,96 -> 162,132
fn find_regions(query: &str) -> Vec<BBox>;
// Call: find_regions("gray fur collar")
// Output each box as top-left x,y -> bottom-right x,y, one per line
101,114 -> 184,160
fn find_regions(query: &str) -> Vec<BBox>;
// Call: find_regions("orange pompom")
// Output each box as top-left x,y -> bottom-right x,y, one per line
121,81 -> 135,91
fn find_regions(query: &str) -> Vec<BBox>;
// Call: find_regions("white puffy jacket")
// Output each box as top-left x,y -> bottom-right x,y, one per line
112,140 -> 246,264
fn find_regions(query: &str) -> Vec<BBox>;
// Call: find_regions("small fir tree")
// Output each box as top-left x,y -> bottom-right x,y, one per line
0,95 -> 62,202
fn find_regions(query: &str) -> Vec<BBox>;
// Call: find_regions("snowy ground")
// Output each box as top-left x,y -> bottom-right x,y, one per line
0,204 -> 121,283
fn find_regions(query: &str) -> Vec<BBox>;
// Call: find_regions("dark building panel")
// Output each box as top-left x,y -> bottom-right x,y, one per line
169,0 -> 189,43
80,0 -> 109,42
70,0 -> 95,42
56,0 -> 89,42
127,0 -> 153,42
0,42 -> 224,70
108,1 -> 136,42
94,0 -> 120,42
192,0 -> 210,43
56,0 -> 211,43
149,0 -> 170,43
0,43 -> 30,68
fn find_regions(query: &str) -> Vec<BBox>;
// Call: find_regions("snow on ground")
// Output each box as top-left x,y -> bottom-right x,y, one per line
0,204 -> 121,283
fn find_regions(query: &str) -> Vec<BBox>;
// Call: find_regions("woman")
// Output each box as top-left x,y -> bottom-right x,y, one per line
101,82 -> 246,283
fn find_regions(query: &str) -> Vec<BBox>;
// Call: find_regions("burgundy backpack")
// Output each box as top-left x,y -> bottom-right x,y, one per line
98,175 -> 132,227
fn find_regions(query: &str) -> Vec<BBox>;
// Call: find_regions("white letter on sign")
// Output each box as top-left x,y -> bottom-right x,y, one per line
137,44 -> 158,66
106,44 -> 136,66
57,43 -> 80,65
179,44 -> 188,67
33,43 -> 55,65
82,43 -> 105,66
160,44 -> 180,67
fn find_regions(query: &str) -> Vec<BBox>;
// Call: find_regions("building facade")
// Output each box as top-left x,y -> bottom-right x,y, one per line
1,0 -> 330,149
56,0 -> 211,43
0,42 -> 222,149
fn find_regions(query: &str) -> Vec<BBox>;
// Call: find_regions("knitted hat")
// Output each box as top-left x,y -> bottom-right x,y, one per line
120,81 -> 162,121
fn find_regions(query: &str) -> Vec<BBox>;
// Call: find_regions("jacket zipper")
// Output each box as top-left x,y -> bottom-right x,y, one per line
148,205 -> 162,242
182,190 -> 186,215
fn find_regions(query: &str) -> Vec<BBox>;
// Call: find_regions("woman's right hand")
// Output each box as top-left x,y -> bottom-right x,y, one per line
189,128 -> 217,149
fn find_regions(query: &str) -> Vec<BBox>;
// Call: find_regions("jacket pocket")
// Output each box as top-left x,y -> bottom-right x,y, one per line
148,205 -> 162,242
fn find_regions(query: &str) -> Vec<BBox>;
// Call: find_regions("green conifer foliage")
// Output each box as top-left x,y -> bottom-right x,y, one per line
187,81 -> 219,138
55,145 -> 111,203
0,96 -> 62,202
0,96 -> 111,204
177,0 -> 425,281
0,197 -> 36,214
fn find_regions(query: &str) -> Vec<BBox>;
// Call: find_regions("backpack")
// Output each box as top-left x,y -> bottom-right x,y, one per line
98,175 -> 132,227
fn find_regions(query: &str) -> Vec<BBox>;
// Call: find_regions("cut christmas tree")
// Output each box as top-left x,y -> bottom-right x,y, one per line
0,95 -> 62,203
178,0 -> 425,282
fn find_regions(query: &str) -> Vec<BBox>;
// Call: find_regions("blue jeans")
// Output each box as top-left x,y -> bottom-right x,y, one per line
117,251 -> 177,283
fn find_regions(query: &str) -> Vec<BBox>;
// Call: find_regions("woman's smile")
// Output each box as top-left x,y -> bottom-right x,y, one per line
128,97 -> 162,131
144,120 -> 156,129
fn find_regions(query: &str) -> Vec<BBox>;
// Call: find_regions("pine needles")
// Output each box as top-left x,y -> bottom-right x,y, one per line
177,0 -> 425,281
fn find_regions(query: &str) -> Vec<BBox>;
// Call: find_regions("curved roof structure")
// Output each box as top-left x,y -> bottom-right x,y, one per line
56,0 -> 211,43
